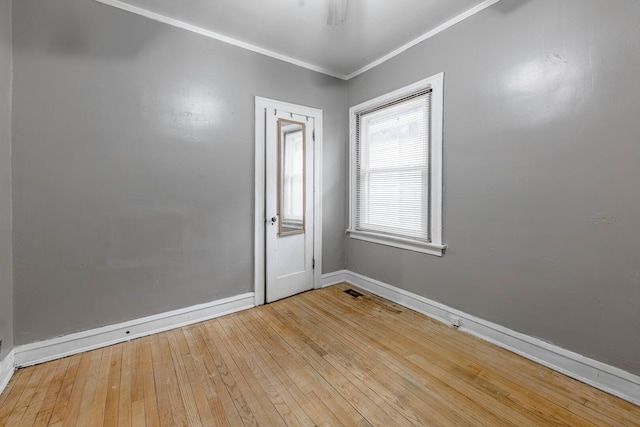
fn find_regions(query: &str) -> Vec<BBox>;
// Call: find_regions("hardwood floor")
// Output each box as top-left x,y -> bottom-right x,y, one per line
1,283 -> 639,426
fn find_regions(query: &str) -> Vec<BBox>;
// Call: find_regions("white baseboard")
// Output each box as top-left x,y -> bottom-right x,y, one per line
15,293 -> 255,368
8,272 -> 640,406
0,349 -> 16,396
334,270 -> 640,406
321,270 -> 349,288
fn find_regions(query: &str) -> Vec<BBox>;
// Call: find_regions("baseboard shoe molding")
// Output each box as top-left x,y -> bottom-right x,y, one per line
321,270 -> 349,288
15,293 -> 255,368
0,349 -> 16,396
334,270 -> 640,406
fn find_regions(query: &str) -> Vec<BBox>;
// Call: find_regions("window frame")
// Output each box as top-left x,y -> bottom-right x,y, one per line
347,73 -> 445,256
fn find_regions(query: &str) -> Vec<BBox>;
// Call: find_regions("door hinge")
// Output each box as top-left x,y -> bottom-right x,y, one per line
312,258 -> 315,269
312,129 -> 315,142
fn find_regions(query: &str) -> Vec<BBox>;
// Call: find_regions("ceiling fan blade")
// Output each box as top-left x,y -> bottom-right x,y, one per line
327,0 -> 348,25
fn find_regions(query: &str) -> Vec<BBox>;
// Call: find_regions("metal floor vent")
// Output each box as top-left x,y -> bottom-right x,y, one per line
344,289 -> 363,298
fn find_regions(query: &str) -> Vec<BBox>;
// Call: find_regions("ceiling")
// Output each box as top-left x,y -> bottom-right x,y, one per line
108,0 -> 497,79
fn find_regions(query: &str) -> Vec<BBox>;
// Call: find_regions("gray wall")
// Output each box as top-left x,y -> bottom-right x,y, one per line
346,0 -> 640,376
0,0 -> 13,360
10,0 -> 639,379
12,0 -> 346,344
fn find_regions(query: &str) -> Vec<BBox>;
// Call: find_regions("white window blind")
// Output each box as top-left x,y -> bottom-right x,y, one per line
355,89 -> 432,242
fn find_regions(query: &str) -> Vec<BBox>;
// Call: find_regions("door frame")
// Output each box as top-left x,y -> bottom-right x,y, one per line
254,97 -> 323,306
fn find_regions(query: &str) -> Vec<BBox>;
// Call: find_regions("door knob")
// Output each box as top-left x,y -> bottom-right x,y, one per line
271,216 -> 278,224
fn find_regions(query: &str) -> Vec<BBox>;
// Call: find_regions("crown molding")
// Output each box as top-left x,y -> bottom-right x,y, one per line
345,0 -> 502,79
92,0 -> 349,80
92,0 -> 502,81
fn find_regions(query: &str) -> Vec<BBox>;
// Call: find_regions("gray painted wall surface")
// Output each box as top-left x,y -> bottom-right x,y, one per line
12,0 -> 346,344
0,0 -> 13,360
347,0 -> 640,375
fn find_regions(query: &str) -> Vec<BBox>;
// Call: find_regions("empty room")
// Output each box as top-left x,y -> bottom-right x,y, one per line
1,0 -> 639,425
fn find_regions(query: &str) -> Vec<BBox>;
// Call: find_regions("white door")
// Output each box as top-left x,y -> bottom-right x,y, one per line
265,108 -> 315,302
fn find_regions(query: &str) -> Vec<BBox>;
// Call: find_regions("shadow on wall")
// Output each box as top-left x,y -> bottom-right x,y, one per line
13,0 -> 163,61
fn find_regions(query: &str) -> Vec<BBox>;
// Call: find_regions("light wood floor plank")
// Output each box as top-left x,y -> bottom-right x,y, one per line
61,348 -> 103,425
207,320 -> 286,426
71,348 -> 106,427
262,303 -> 406,426
103,344 -> 122,427
182,325 -> 240,426
165,330 -> 202,426
227,314 -> 329,426
20,359 -> 63,427
298,294 -> 498,426
268,301 -> 429,425
305,287 -> 564,426
246,309 -> 372,426
130,340 -> 144,409
155,333 -> 187,426
194,321 -> 259,426
302,391 -> 348,427
0,366 -> 35,425
117,341 -> 133,427
0,369 -> 24,412
136,338 -> 158,427
32,357 -> 71,427
45,354 -> 82,426
177,340 -> 216,426
131,399 -> 145,427
289,293 -> 502,426
1,284 -> 638,426
322,285 -> 629,426
86,346 -> 114,427
247,313 -> 371,426
5,361 -> 57,427
148,335 -> 173,427
220,315 -> 315,427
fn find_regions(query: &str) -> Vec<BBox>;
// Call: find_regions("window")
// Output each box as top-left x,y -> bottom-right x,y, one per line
280,123 -> 304,231
348,73 -> 445,256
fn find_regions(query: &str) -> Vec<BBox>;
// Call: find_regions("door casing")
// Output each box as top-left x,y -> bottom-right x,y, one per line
254,97 -> 323,306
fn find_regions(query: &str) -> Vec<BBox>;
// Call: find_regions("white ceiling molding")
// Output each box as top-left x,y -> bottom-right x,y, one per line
92,0 -> 348,80
345,0 -> 502,80
92,0 -> 501,81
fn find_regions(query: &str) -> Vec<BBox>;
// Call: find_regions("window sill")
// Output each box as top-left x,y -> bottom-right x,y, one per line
346,230 -> 446,257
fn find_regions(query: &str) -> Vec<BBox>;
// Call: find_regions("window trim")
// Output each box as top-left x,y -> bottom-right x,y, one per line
347,73 -> 445,256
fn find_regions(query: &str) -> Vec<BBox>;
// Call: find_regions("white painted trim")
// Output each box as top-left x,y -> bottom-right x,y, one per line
0,349 -> 16,396
347,230 -> 445,257
15,293 -> 254,368
92,0 -> 502,81
345,0 -> 502,79
430,73 -> 445,247
328,270 -> 640,406
254,99 -> 268,307
312,110 -> 324,291
254,97 -> 323,306
92,0 -> 347,80
320,270 -> 349,288
348,73 -> 445,256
